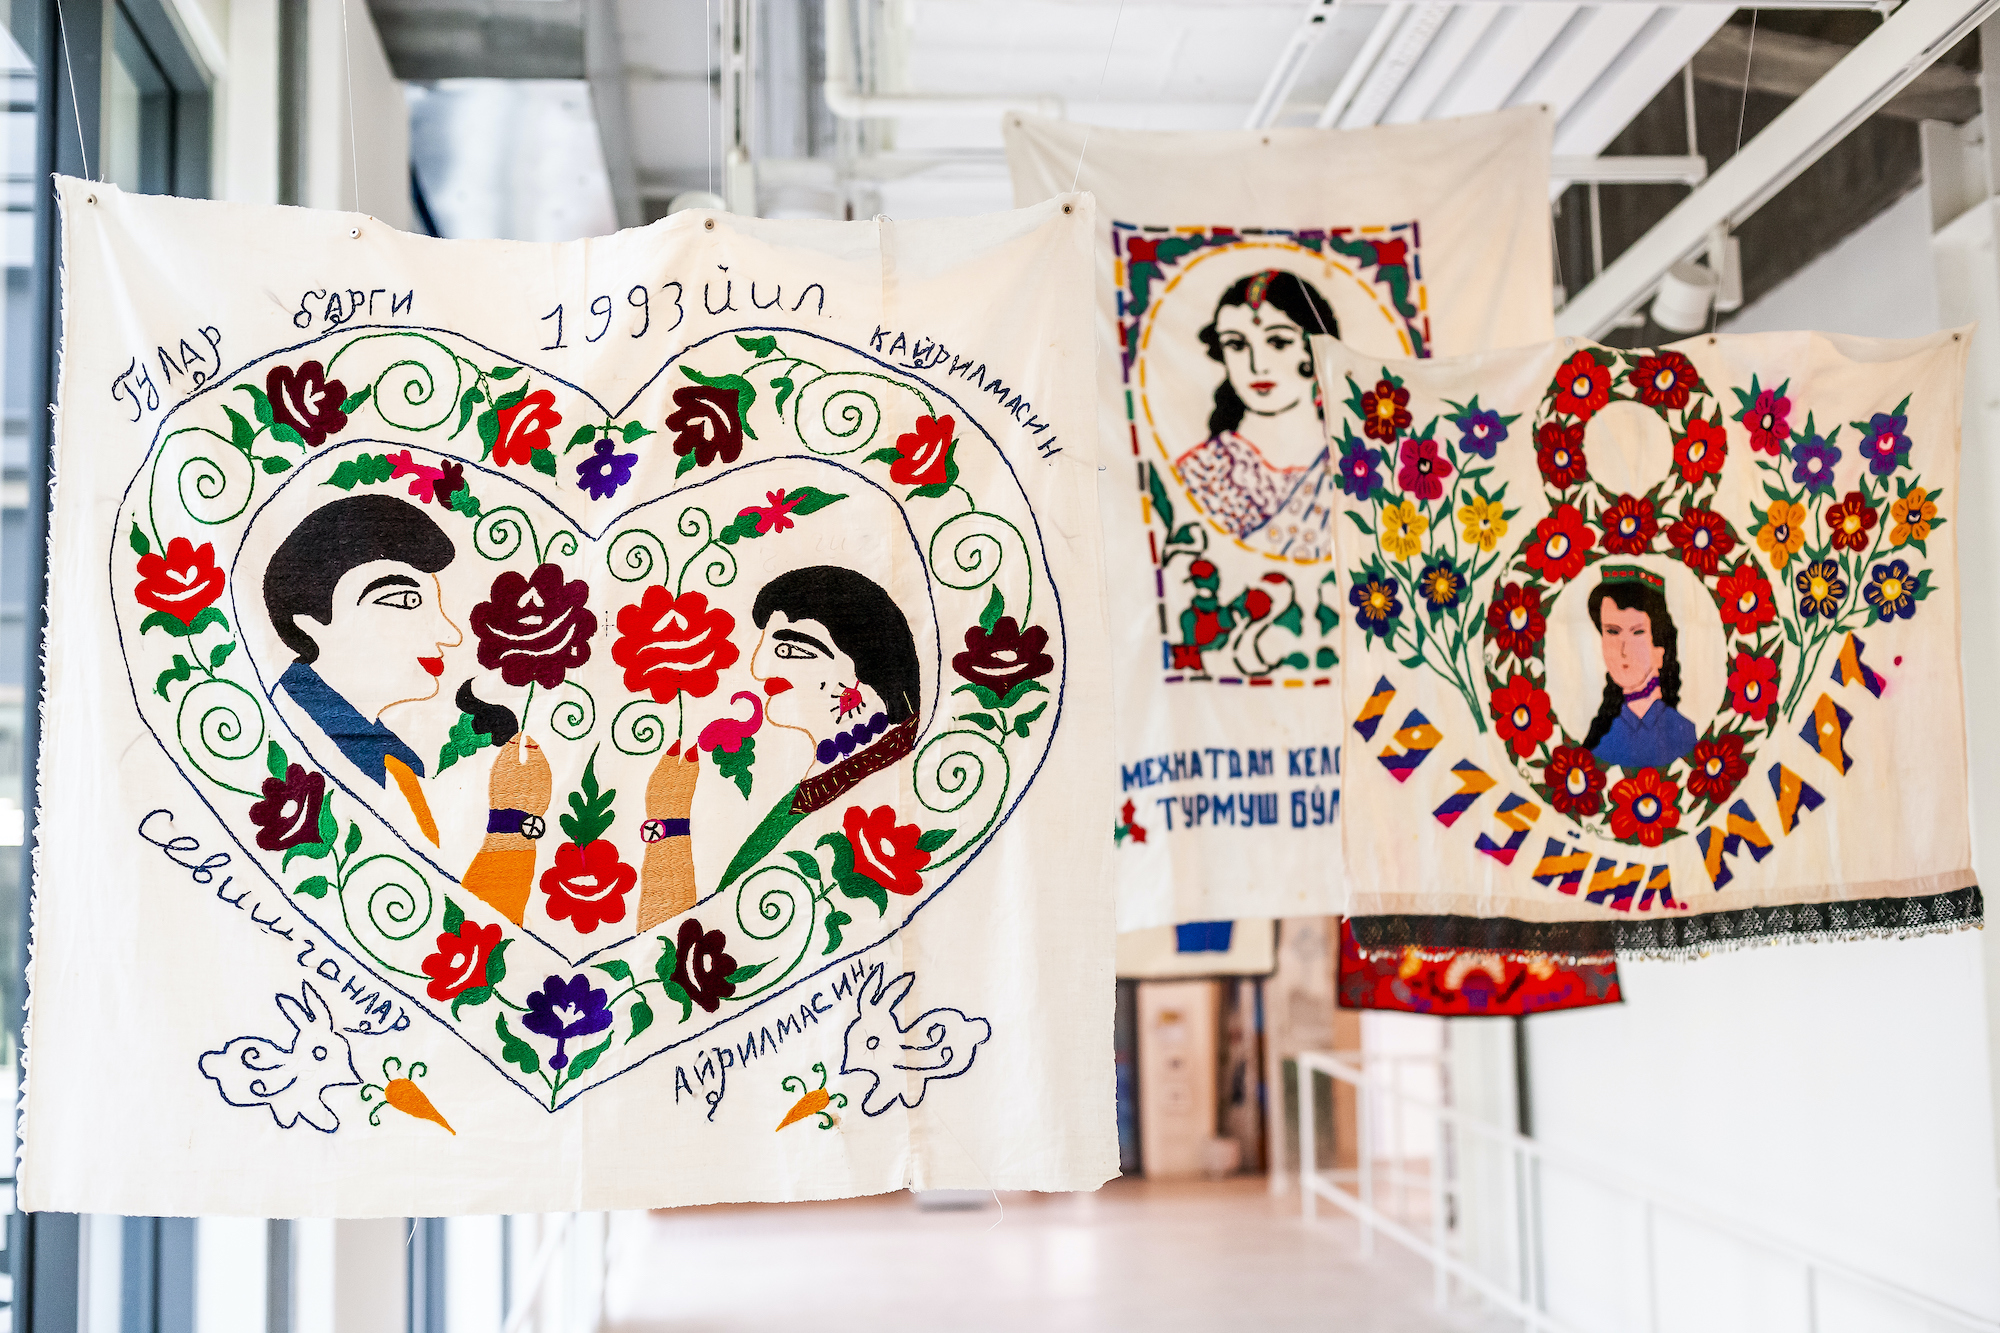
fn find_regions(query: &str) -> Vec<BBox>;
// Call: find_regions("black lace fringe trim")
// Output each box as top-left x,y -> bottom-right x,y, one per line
1349,886 -> 1983,963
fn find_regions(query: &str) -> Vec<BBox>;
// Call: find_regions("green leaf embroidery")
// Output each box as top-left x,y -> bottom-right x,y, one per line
443,896 -> 465,935
153,653 -> 194,698
497,1015 -> 540,1075
817,832 -> 887,914
1316,605 -> 1338,635
478,409 -> 500,459
663,979 -> 695,1023
236,382 -> 274,426
1147,462 -> 1175,534
620,420 -> 655,443
784,849 -> 822,881
129,523 -> 150,556
449,485 -> 481,518
952,682 -> 1002,711
675,450 -> 699,478
653,935 -> 680,992
209,641 -> 236,670
280,838 -> 331,871
771,376 -> 796,417
1011,701 -> 1049,738
959,711 -> 999,731
996,678 -> 1049,711
486,938 -> 510,988
723,960 -> 768,986
979,586 -> 1005,632
344,822 -> 363,857
266,741 -> 288,780
915,827 -> 953,853
736,333 -> 778,359
339,384 -> 373,415
627,997 -> 655,1043
822,908 -> 852,955
678,366 -> 758,431
317,796 -> 337,849
488,365 -> 522,380
455,386 -> 482,435
325,453 -> 394,491
268,420 -> 305,448
559,748 -> 617,846
786,487 -> 846,515
434,710 -> 495,776
865,446 -> 902,465
293,875 -> 329,899
530,448 -> 557,477
567,423 -> 598,448
1274,602 -> 1305,635
595,959 -> 634,982
450,985 -> 493,1019
223,406 -> 255,454
492,383 -> 530,412
260,456 -> 292,475
712,735 -> 756,798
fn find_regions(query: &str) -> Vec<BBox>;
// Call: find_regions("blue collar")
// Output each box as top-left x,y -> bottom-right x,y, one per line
276,660 -> 426,786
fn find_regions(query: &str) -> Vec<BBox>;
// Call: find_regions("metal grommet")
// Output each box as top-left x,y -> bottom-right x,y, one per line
1262,136 -> 1271,145
349,227 -> 359,238
85,193 -> 95,205
1062,202 -> 1073,215
705,217 -> 716,230
1953,331 -> 1962,340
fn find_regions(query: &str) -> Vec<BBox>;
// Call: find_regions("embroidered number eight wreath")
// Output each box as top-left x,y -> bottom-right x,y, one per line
1481,347 -> 1783,849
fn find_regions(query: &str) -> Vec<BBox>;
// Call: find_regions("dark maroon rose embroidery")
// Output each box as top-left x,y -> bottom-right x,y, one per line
265,360 -> 349,447
249,764 -> 327,851
470,563 -> 598,690
951,616 -> 1054,696
669,917 -> 739,1014
666,387 -> 744,468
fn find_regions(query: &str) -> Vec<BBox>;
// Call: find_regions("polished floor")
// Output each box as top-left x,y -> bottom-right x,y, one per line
605,1175 -> 1516,1332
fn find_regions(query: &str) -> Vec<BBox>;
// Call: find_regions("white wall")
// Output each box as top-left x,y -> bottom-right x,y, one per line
1525,184 -> 2000,1332
304,0 -> 411,227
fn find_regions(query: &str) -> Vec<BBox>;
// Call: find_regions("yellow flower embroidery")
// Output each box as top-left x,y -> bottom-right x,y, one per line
1891,486 -> 1936,546
1756,500 -> 1807,570
1381,499 -> 1428,562
1457,495 -> 1509,552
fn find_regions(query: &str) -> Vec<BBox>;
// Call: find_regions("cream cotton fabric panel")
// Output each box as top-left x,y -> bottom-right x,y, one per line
1321,331 -> 1978,957
22,181 -> 1116,1215
1006,108 -> 1556,930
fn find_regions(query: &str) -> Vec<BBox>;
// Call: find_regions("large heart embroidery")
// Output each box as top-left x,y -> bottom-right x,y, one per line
117,326 -> 1065,1109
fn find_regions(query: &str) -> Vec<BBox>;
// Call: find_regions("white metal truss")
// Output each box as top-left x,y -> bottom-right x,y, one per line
1557,0 -> 2000,335
1245,0 -> 1344,129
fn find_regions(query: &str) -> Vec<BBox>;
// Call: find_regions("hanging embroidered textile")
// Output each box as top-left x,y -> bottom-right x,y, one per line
1114,920 -> 1276,979
1323,330 -> 1979,958
21,181 -> 1117,1215
1006,108 -> 1556,930
1336,920 -> 1620,1015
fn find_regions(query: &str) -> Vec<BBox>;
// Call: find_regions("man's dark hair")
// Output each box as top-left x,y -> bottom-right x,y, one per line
264,494 -> 455,663
752,566 -> 921,724
1198,270 -> 1339,436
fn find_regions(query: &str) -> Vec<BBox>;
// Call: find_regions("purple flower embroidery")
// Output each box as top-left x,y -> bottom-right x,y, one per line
521,973 -> 614,1070
1453,407 -> 1507,460
1790,435 -> 1841,495
1859,412 -> 1911,476
1338,435 -> 1382,500
575,436 -> 639,500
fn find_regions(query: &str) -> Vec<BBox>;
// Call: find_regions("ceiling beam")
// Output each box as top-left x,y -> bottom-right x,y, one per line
1557,0 -> 2000,337
1692,23 -> 1981,121
1246,0 -> 1342,129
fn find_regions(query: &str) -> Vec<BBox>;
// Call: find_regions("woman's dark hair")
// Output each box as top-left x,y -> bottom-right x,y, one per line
1583,581 -> 1681,752
456,680 -> 519,748
1198,270 -> 1339,436
264,494 -> 455,663
752,566 -> 921,724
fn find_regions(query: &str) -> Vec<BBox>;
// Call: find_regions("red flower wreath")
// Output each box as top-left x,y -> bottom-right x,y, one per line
1524,503 -> 1594,584
1685,734 -> 1749,805
1715,562 -> 1777,634
1599,494 -> 1658,556
1673,417 -> 1728,485
1491,673 -> 1554,760
1553,351 -> 1611,421
1629,351 -> 1697,410
1667,506 -> 1734,577
1535,421 -> 1589,490
1486,584 -> 1546,659
1608,768 -> 1681,847
1544,744 -> 1606,819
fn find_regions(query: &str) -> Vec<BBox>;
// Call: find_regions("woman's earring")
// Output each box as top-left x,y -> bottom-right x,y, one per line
1298,359 -> 1314,377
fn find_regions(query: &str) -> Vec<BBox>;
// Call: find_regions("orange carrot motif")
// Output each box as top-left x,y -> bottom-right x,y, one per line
776,1061 -> 846,1131
361,1058 -> 456,1134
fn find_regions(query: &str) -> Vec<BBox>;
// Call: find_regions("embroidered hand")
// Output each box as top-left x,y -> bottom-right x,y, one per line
637,743 -> 699,931
462,735 -> 552,925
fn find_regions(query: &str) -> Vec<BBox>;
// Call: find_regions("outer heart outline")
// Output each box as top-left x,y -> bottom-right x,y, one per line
111,323 -> 1069,1111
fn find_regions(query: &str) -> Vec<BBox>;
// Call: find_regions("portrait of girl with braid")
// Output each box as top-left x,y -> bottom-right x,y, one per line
1584,565 -> 1696,772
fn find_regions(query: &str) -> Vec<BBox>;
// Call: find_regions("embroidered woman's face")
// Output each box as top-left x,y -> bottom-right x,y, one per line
1215,304 -> 1313,418
1598,602 -> 1665,694
294,559 -> 461,721
751,610 -> 885,748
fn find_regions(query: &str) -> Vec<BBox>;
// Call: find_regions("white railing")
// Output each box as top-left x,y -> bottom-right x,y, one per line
1296,1050 -> 2000,1333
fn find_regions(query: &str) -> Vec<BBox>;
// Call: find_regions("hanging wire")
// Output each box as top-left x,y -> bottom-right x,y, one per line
1070,0 -> 1128,193
55,1 -> 91,180
707,0 -> 716,198
341,0 -> 362,210
1711,8 -> 1758,333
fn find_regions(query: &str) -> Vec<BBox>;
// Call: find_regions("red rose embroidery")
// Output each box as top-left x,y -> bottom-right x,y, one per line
1487,584 -> 1546,659
666,386 -> 744,468
471,563 -> 597,690
1535,421 -> 1589,490
1608,768 -> 1681,847
612,587 -> 739,703
1599,494 -> 1658,556
266,360 -> 349,446
1667,506 -> 1735,577
1716,562 -> 1776,634
248,763 -> 326,851
493,388 -> 561,467
890,414 -> 956,488
135,536 -> 225,624
538,839 -> 636,934
1685,734 -> 1749,805
421,920 -> 504,1001
1492,673 -> 1554,760
1674,417 -> 1728,485
1553,351 -> 1610,421
1726,652 -> 1779,722
842,804 -> 931,897
1524,503 -> 1594,584
1544,745 -> 1605,818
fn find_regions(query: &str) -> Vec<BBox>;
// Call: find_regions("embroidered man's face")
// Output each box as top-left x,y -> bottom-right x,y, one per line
1598,602 -> 1664,695
1215,304 -> 1313,419
294,559 -> 461,721
751,610 -> 886,750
